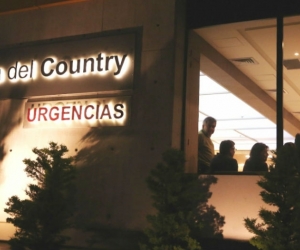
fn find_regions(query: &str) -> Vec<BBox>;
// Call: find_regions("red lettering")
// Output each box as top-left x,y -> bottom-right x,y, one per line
27,108 -> 37,122
26,100 -> 125,125
84,105 -> 94,119
49,107 -> 59,121
100,104 -> 112,119
72,105 -> 82,120
96,104 -> 100,119
38,107 -> 48,121
62,106 -> 70,120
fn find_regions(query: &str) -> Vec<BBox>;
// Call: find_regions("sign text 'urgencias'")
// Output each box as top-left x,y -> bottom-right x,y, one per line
24,97 -> 131,128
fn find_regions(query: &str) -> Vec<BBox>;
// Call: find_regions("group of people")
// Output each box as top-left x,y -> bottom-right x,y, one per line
198,116 -> 269,174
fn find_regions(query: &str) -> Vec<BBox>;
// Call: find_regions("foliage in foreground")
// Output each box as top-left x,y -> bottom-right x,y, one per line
4,142 -> 76,250
244,134 -> 300,250
140,148 -> 224,250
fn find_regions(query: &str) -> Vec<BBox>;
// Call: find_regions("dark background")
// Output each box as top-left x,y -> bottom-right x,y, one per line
187,0 -> 300,28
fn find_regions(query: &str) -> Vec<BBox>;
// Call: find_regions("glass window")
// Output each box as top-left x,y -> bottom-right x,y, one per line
194,18 -> 297,174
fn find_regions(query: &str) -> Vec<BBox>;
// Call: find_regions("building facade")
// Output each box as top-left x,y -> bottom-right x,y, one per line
0,0 -> 300,247
0,0 -> 187,246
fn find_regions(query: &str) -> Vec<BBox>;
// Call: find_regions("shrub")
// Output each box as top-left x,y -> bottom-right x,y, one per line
140,148 -> 224,250
244,135 -> 300,250
5,142 -> 76,250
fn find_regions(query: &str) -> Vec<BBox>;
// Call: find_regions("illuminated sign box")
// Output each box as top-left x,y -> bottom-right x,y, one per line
24,97 -> 131,128
0,31 -> 137,98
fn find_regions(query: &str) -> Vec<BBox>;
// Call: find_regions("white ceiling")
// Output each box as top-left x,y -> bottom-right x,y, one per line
199,73 -> 294,151
195,16 -> 300,151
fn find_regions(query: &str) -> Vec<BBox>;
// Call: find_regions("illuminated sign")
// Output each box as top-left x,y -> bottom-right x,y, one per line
0,31 -> 137,98
24,97 -> 130,128
4,53 -> 128,81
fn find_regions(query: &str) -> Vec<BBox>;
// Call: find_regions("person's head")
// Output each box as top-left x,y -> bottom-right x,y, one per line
249,142 -> 269,162
219,140 -> 235,157
202,116 -> 217,137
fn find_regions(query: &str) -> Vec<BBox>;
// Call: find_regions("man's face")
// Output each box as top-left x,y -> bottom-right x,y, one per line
203,121 -> 216,137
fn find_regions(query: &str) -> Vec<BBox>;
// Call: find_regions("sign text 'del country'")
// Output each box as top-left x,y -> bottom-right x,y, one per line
0,32 -> 136,98
2,53 -> 128,82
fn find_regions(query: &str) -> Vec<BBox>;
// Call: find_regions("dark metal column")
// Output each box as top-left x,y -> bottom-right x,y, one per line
276,16 -> 284,149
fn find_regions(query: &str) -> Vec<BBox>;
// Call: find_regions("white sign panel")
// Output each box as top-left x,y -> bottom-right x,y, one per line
24,97 -> 130,128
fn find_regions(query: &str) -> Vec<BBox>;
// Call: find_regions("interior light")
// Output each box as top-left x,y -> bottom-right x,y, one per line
199,74 -> 294,151
295,52 -> 299,56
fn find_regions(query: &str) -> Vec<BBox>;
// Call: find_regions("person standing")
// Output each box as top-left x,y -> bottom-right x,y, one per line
210,140 -> 238,173
198,116 -> 216,174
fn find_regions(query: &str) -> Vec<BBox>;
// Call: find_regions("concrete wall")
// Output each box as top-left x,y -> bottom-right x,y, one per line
0,0 -> 187,246
209,175 -> 271,240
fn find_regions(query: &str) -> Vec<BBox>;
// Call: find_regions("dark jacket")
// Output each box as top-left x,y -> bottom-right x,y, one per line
210,153 -> 238,173
243,159 -> 268,172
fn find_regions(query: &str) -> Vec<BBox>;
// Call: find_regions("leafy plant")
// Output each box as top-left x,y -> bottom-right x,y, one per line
140,148 -> 224,250
5,142 -> 76,250
244,135 -> 300,250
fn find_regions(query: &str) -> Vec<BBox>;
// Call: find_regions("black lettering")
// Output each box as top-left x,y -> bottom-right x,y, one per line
30,60 -> 34,78
8,61 -> 18,80
100,104 -> 112,119
114,54 -> 127,75
41,58 -> 54,77
70,59 -> 81,74
96,53 -> 104,71
105,56 -> 114,71
83,58 -> 94,73
114,104 -> 124,119
56,61 -> 68,75
19,65 -> 28,79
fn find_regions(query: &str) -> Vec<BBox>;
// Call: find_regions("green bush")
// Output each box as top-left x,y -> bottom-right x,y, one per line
5,142 -> 76,250
244,135 -> 300,250
140,148 -> 224,250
